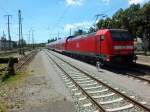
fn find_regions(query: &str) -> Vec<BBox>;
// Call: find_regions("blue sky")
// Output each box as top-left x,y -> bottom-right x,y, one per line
0,0 -> 149,43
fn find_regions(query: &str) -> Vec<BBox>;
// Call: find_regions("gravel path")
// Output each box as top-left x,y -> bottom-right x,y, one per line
22,51 -> 76,112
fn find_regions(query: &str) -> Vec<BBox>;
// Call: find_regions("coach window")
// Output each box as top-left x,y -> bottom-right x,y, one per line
100,35 -> 105,41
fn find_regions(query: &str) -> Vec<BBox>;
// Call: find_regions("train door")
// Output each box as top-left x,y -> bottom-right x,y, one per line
96,36 -> 100,55
96,35 -> 105,55
96,35 -> 105,68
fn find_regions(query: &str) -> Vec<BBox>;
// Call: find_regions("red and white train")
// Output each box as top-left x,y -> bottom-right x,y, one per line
47,29 -> 136,65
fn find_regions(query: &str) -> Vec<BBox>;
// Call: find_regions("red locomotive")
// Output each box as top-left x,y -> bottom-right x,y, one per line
47,29 -> 136,66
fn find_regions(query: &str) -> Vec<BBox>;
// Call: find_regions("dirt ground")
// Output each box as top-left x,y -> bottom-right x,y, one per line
0,51 -> 76,112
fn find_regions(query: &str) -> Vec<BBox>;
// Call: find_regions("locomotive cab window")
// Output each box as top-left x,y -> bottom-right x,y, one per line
110,30 -> 133,41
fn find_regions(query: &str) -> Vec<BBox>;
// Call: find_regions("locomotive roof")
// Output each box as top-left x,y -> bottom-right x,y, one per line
67,29 -> 129,41
47,37 -> 67,45
109,29 -> 128,32
67,32 -> 96,41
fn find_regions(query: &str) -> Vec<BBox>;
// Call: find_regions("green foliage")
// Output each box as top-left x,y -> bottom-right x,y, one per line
0,103 -> 7,112
73,29 -> 87,36
88,27 -> 96,33
2,72 -> 21,83
89,2 -> 150,50
47,38 -> 57,43
92,3 -> 150,37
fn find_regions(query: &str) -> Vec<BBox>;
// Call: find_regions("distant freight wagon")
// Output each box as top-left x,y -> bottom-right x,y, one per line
47,29 -> 137,67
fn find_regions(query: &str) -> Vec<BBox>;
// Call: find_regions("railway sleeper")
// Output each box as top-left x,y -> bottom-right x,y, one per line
87,89 -> 108,94
75,78 -> 90,81
106,104 -> 133,112
77,80 -> 95,84
78,96 -> 87,101
93,93 -> 115,99
84,85 -> 102,90
80,82 -> 97,86
99,97 -> 123,105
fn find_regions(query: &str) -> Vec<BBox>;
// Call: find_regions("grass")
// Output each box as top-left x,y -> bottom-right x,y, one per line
0,52 -> 17,58
0,71 -> 31,112
0,64 -> 7,78
0,64 -> 6,68
2,71 -> 30,85
0,103 -> 7,112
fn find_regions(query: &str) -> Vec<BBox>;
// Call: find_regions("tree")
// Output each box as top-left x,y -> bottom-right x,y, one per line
143,2 -> 150,50
48,39 -> 51,43
88,27 -> 96,33
74,29 -> 86,36
47,38 -> 56,43
112,8 -> 124,28
88,1 -> 150,52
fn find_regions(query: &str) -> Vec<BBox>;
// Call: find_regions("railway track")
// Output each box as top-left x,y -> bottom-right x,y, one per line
125,68 -> 150,84
45,50 -> 150,112
60,51 -> 150,85
0,67 -> 6,72
15,50 -> 38,71
107,66 -> 150,85
0,50 -> 38,72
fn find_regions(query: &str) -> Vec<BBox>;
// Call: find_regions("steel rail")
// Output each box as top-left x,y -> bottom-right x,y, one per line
47,50 -> 150,112
16,51 -> 37,71
126,72 -> 150,84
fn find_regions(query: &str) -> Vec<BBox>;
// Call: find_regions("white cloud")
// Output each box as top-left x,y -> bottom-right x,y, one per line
65,0 -> 84,6
65,0 -> 111,6
102,0 -> 110,4
64,21 -> 93,31
128,0 -> 149,4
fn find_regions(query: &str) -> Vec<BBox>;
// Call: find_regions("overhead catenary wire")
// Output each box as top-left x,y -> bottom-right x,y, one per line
57,6 -> 71,28
49,5 -> 71,38
51,1 -> 111,37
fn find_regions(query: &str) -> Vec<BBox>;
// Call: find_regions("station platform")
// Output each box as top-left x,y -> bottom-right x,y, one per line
136,55 -> 150,66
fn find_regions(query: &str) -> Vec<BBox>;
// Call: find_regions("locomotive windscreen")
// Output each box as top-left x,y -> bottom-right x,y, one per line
110,30 -> 133,41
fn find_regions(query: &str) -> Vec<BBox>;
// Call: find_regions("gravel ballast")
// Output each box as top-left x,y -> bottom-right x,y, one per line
50,50 -> 150,106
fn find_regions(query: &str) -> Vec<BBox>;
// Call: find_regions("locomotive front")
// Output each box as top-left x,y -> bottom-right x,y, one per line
109,29 -> 136,63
